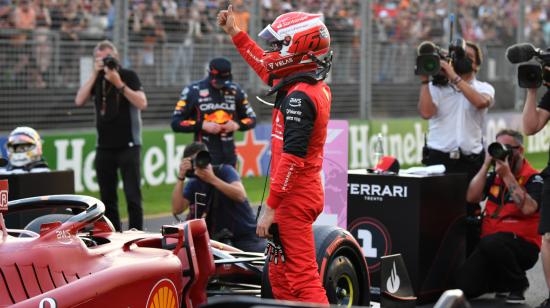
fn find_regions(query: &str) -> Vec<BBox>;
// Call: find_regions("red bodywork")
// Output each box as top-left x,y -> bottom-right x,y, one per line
0,195 -> 216,308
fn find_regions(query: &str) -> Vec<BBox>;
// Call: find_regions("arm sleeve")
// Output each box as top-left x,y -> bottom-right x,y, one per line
219,165 -> 241,183
266,91 -> 317,209
538,89 -> 550,112
124,70 -> 143,91
232,31 -> 271,85
171,86 -> 202,134
235,87 -> 257,131
428,83 -> 441,107
476,82 -> 496,107
525,173 -> 544,209
183,180 -> 196,202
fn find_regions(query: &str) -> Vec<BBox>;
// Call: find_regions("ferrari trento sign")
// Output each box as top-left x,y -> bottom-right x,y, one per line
0,180 -> 7,212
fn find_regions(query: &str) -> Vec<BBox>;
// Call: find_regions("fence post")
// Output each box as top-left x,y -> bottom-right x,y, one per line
360,0 -> 372,120
514,0 -> 526,111
113,0 -> 129,65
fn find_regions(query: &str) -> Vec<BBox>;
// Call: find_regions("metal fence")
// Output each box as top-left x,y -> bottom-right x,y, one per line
0,0 -> 546,131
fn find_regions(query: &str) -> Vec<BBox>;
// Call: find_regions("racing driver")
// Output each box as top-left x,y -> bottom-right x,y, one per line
171,57 -> 257,167
218,5 -> 332,303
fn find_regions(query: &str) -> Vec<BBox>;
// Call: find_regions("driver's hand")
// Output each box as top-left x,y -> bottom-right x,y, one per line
178,158 -> 192,179
195,164 -> 217,184
256,206 -> 275,239
221,120 -> 240,133
202,121 -> 222,134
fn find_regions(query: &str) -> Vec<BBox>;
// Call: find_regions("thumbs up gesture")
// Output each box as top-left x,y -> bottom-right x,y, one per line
217,4 -> 241,37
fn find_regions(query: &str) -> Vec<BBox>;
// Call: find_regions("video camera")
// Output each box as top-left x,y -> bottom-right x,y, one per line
185,150 -> 212,178
487,142 -> 512,161
506,43 -> 550,88
415,14 -> 471,86
102,55 -> 119,70
415,39 -> 468,86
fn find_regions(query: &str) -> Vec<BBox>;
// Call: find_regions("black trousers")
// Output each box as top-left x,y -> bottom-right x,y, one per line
423,148 -> 484,255
455,232 -> 539,298
95,146 -> 143,231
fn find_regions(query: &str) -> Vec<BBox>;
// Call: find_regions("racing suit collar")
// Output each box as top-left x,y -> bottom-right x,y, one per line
266,71 -> 318,96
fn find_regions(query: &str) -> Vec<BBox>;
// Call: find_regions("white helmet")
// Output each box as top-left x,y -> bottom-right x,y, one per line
6,127 -> 43,168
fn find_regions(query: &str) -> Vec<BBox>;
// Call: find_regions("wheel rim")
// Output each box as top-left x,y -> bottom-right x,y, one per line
335,273 -> 353,307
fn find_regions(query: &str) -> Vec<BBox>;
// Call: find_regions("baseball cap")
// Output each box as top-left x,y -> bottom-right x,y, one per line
209,57 -> 232,88
367,156 -> 400,174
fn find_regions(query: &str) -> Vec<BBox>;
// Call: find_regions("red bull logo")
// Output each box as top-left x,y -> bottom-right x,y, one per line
204,110 -> 232,124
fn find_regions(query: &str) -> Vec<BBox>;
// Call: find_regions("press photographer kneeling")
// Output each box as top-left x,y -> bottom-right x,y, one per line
171,142 -> 265,252
456,130 -> 542,304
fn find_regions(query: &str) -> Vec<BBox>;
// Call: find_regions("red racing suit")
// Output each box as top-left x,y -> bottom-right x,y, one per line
481,160 -> 542,249
232,31 -> 331,303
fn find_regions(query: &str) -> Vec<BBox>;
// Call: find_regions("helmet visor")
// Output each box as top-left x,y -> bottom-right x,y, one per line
258,24 -> 283,44
7,134 -> 36,153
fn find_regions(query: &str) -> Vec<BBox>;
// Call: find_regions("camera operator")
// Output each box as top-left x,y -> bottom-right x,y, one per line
171,57 -> 256,167
418,40 -> 495,255
522,69 -> 550,308
171,142 -> 265,252
456,129 -> 542,304
75,40 -> 148,232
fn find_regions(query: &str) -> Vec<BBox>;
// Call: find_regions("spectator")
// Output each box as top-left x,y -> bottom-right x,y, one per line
456,129 -> 542,304
10,0 -> 36,87
171,57 -> 256,167
81,0 -> 109,41
232,0 -> 249,33
32,0 -> 51,88
0,0 -> 12,29
75,40 -> 148,231
418,40 -> 495,255
60,0 -> 84,85
171,142 -> 265,252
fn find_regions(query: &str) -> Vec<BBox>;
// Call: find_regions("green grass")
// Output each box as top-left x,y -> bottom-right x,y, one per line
83,176 -> 270,218
84,152 -> 549,219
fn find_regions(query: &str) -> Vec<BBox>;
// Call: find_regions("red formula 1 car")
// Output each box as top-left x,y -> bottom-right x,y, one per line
1,195 -> 370,307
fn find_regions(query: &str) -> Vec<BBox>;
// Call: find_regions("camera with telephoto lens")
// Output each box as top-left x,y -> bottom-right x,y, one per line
102,55 -> 119,70
505,43 -> 550,88
415,39 -> 469,86
185,150 -> 212,178
488,142 -> 512,161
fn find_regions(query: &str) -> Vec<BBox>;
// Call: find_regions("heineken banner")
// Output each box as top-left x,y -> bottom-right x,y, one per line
1,112 -> 549,194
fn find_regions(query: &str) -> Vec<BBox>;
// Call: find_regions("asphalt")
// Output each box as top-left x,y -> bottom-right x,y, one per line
129,215 -> 549,308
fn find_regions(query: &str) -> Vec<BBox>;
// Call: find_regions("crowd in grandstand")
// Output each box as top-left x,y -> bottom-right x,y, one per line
0,0 -> 549,88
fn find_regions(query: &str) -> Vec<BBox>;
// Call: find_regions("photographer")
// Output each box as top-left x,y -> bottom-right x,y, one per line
456,129 -> 542,304
171,57 -> 256,167
75,40 -> 147,232
171,142 -> 265,252
522,71 -> 550,308
418,40 -> 495,254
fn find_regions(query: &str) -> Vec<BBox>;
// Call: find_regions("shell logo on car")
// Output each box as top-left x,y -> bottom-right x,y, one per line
146,279 -> 178,308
